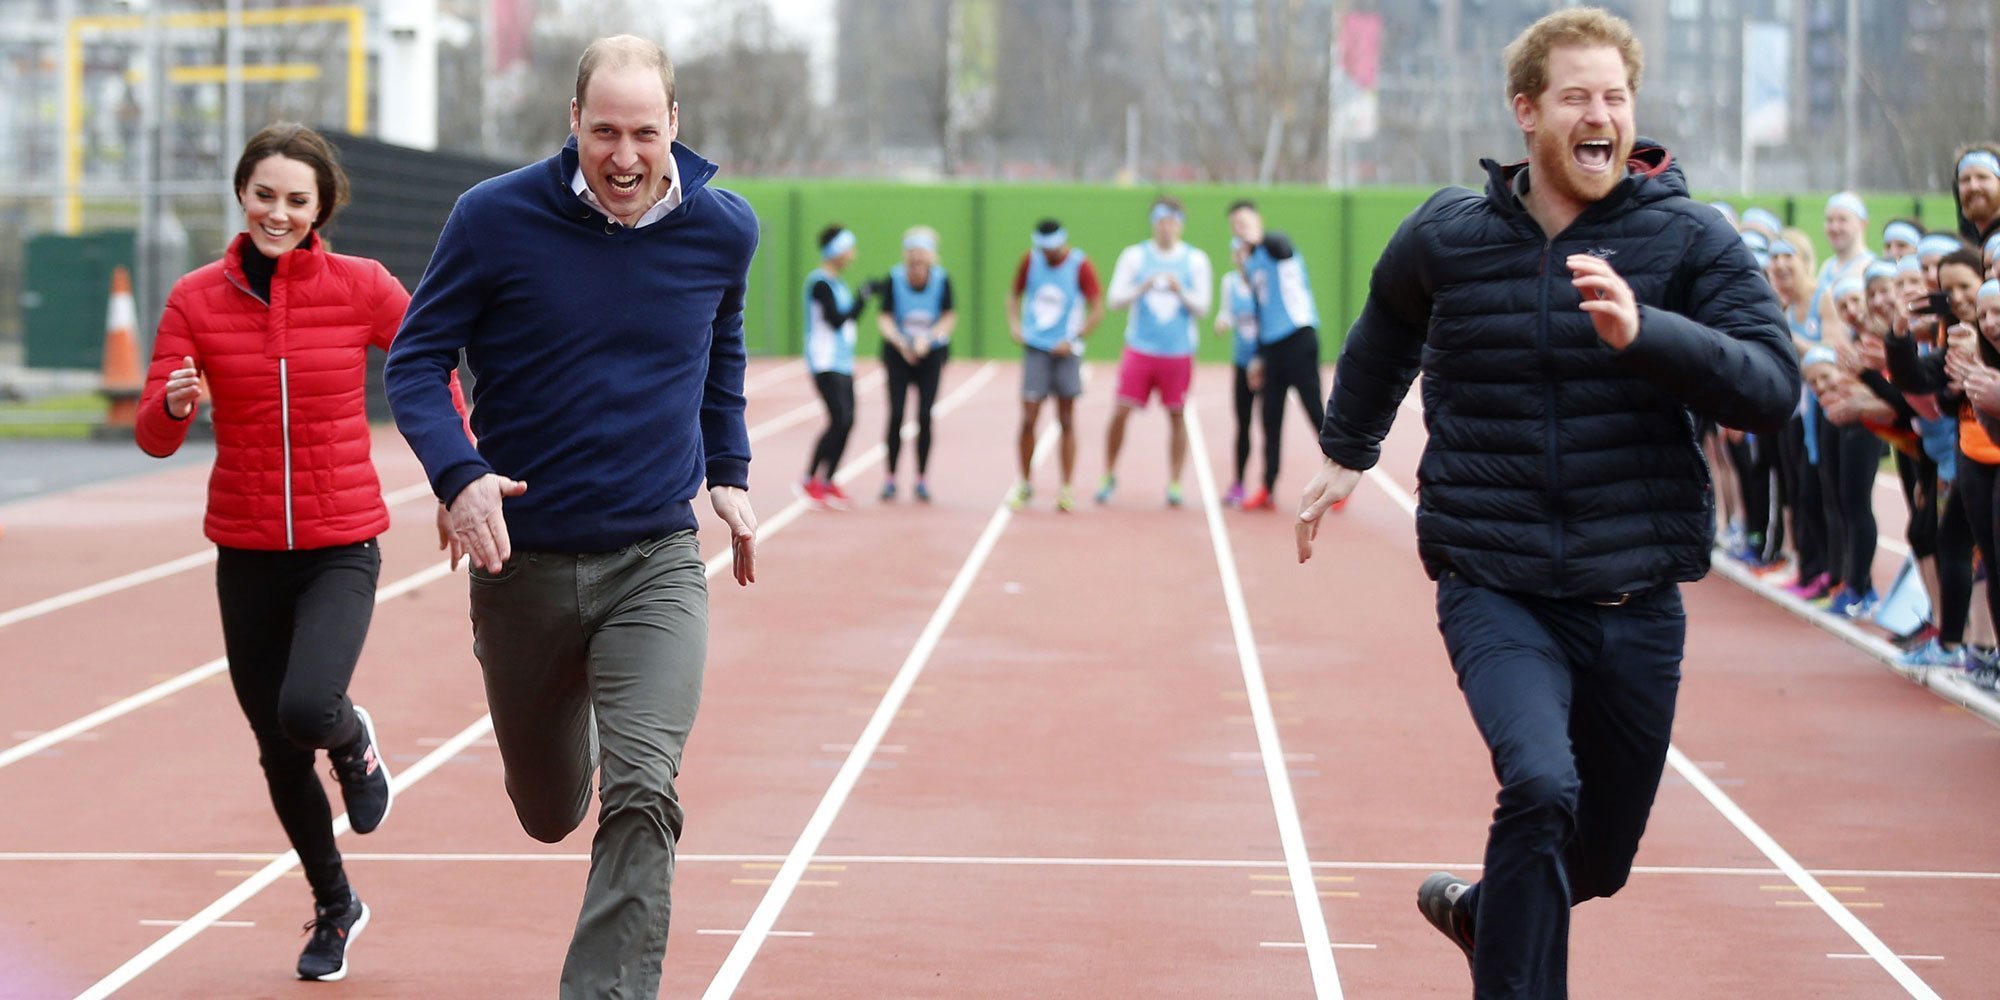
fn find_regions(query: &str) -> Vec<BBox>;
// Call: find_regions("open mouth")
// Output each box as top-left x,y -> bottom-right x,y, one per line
259,223 -> 293,241
1573,138 -> 1615,171
607,172 -> 643,195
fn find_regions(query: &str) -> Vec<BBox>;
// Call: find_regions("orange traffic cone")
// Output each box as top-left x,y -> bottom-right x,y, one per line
98,266 -> 142,434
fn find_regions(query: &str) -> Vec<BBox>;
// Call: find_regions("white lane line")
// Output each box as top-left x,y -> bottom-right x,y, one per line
137,920 -> 253,929
0,482 -> 433,634
1360,467 -> 1942,999
76,361 -> 1001,997
0,366 -> 927,773
1261,942 -> 1377,951
0,558 -> 455,771
697,929 -> 814,938
75,714 -> 497,1000
0,363 -> 819,635
1666,745 -> 1941,998
1187,401 -> 1343,999
1831,954 -> 1943,962
701,401 -> 1056,1000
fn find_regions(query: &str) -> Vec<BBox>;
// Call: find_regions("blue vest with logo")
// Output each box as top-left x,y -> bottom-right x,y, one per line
1023,250 -> 1086,352
1124,242 -> 1199,357
1222,270 -> 1260,367
804,269 -> 856,375
891,264 -> 950,348
1245,243 -> 1318,344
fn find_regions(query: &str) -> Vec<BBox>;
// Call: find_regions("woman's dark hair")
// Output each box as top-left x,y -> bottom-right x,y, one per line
1035,218 -> 1063,235
233,122 -> 349,230
818,224 -> 847,248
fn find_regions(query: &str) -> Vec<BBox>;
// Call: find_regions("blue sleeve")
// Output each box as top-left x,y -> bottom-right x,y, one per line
702,208 -> 758,491
385,199 -> 495,507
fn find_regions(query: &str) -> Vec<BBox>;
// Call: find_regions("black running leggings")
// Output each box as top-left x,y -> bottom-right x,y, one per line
1233,362 -> 1258,485
1781,414 -> 1829,582
1258,328 -> 1326,492
1952,455 -> 2000,637
808,371 -> 855,481
1819,422 -> 1884,593
216,540 -> 379,907
1901,449 -> 1976,644
1727,432 -> 1779,556
883,345 -> 948,477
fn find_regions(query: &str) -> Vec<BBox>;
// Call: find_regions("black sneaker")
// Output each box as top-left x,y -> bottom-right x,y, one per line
297,894 -> 370,981
1417,871 -> 1476,969
330,706 -> 392,834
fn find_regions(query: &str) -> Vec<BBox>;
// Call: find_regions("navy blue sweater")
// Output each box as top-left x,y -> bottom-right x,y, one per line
385,139 -> 758,552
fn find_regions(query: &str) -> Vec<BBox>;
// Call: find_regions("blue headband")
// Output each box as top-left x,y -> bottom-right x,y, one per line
1882,221 -> 1923,248
903,231 -> 937,253
1768,239 -> 1797,257
1985,233 -> 2000,260
1149,203 -> 1184,225
1898,254 -> 1924,275
1801,345 -> 1839,368
1959,151 -> 2000,179
821,229 -> 856,260
1982,279 -> 2000,301
1919,234 -> 1964,259
1834,276 -> 1866,299
1742,207 -> 1784,234
1825,192 -> 1868,222
1864,260 -> 1899,283
1741,231 -> 1770,252
1708,201 -> 1738,225
1032,227 -> 1068,251
1751,250 -> 1771,269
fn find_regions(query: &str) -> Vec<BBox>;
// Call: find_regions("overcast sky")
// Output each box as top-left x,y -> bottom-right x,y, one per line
660,0 -> 837,100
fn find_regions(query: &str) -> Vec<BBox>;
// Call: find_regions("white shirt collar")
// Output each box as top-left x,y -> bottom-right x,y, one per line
571,146 -> 683,229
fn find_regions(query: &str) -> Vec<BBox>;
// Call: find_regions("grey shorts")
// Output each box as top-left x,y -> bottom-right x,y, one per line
1022,346 -> 1084,402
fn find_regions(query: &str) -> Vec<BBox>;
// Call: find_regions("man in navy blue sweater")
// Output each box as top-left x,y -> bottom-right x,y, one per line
384,35 -> 757,999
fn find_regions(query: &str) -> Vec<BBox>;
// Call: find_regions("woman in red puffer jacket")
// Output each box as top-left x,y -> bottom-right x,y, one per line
136,122 -> 458,983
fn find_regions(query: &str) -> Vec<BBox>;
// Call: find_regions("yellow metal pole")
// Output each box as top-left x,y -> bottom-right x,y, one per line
63,19 -> 81,233
347,8 -> 366,134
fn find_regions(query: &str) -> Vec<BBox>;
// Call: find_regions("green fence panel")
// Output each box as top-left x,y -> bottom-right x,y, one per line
720,179 -> 800,358
1919,194 -> 1964,238
1340,187 -> 1434,342
22,230 -> 136,370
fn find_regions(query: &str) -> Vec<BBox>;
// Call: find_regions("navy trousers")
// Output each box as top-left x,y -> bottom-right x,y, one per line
1434,570 -> 1686,1000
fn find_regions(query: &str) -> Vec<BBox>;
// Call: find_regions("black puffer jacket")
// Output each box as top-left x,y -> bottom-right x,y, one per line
1323,139 -> 1800,600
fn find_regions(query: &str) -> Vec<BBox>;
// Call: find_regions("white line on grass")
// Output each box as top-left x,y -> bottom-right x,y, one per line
700,399 -> 1056,1000
1186,401 -> 1343,1000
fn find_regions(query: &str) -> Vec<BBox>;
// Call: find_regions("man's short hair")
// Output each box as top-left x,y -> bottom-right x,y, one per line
817,224 -> 847,249
1035,219 -> 1063,236
1152,194 -> 1185,215
577,35 -> 676,110
1226,199 -> 1257,216
1502,7 -> 1644,103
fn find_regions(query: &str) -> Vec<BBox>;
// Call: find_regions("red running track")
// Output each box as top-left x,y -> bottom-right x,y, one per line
0,356 -> 1993,998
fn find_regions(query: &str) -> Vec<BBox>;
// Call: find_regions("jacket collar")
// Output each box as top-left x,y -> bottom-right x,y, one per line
552,135 -> 721,227
221,230 -> 324,289
1479,138 -> 1682,230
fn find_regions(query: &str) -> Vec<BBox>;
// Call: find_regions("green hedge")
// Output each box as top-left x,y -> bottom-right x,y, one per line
724,181 -> 1971,360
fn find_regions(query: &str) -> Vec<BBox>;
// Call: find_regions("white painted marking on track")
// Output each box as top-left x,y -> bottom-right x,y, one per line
1261,942 -> 1377,950
1186,401 -> 1343,999
1831,954 -> 1942,962
138,920 -> 253,928
1356,468 -> 1942,999
700,388 -> 1054,1000
697,929 -> 815,938
0,481 -> 434,635
78,361 -> 998,996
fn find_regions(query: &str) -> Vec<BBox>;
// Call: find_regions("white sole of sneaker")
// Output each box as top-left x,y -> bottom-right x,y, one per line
300,901 -> 369,982
350,706 -> 393,833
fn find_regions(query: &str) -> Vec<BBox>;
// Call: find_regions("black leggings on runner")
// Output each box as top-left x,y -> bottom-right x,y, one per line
1902,450 -> 1976,644
216,540 -> 379,907
1728,432 -> 1781,557
883,345 -> 948,477
809,371 -> 855,481
1258,328 -> 1326,492
1233,363 -> 1257,485
1823,423 -> 1884,593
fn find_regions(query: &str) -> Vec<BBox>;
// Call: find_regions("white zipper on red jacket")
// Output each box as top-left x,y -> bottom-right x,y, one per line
279,356 -> 294,549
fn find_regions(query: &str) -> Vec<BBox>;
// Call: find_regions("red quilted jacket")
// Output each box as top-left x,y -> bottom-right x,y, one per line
138,233 -> 456,550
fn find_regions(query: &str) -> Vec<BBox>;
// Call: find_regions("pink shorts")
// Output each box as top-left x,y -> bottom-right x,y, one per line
1115,349 -> 1194,410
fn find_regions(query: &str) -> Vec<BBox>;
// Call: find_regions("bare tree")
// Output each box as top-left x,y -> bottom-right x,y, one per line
676,0 -> 820,175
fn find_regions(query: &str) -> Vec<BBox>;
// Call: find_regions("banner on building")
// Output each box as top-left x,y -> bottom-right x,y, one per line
1741,21 -> 1789,147
1335,11 -> 1381,141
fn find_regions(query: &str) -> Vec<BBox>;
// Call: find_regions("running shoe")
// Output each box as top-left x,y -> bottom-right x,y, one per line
793,478 -> 828,508
1056,485 -> 1077,513
1784,572 -> 1832,601
1241,486 -> 1275,511
1897,639 -> 1959,671
1094,474 -> 1117,505
822,481 -> 852,511
296,892 -> 369,981
1826,587 -> 1864,619
1223,482 -> 1246,508
914,479 -> 932,503
1416,872 -> 1476,970
1006,482 -> 1033,512
1166,482 -> 1184,508
880,480 -> 897,502
331,706 -> 392,835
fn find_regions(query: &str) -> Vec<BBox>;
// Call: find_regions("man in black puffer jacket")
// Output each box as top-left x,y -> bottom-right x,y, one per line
1295,9 -> 1798,999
